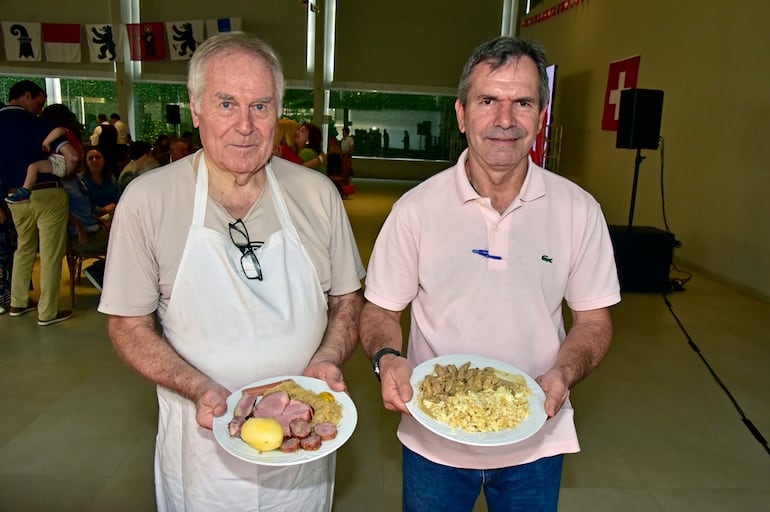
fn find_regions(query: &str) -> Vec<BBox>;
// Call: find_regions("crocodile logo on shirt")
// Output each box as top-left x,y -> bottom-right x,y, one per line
541,255 -> 553,263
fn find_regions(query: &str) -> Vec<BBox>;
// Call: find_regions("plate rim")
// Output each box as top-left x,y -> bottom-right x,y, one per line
212,375 -> 358,466
406,354 -> 547,446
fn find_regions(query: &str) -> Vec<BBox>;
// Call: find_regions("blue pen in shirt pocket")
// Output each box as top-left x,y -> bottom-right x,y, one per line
472,249 -> 502,260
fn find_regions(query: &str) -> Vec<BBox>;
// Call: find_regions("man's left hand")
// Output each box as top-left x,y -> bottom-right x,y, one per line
303,360 -> 346,393
535,368 -> 569,418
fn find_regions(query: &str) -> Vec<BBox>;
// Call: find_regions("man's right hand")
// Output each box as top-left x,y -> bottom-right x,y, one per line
193,378 -> 231,430
379,354 -> 414,415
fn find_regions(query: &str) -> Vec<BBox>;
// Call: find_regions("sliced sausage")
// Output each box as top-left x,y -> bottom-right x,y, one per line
279,437 -> 301,453
313,422 -> 338,441
300,433 -> 322,451
290,418 -> 312,439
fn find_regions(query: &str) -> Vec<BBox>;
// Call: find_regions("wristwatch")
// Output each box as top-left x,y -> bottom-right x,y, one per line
372,347 -> 402,381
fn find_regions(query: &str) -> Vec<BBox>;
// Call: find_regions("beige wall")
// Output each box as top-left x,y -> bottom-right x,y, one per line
522,0 -> 770,299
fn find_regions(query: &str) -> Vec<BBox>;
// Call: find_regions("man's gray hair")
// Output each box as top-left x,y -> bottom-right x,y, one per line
457,37 -> 549,111
187,31 -> 284,116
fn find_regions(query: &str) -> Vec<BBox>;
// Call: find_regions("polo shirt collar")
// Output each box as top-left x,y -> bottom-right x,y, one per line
454,148 -> 547,204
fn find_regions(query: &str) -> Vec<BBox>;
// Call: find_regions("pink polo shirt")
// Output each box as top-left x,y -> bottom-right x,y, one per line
364,150 -> 620,469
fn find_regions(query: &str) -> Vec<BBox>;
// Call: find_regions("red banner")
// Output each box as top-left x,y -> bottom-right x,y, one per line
126,22 -> 165,61
601,55 -> 640,131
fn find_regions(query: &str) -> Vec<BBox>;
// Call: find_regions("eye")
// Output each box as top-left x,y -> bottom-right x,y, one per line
481,98 -> 493,105
221,101 -> 232,109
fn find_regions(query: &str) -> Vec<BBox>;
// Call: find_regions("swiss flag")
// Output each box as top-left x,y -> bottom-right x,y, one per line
42,23 -> 81,63
601,55 -> 640,131
126,22 -> 165,61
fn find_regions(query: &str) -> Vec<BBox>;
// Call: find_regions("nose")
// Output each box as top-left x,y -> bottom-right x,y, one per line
235,107 -> 256,134
493,102 -> 517,129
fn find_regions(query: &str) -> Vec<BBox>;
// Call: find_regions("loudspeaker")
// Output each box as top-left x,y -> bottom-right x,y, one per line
616,89 -> 663,150
165,104 -> 181,125
609,225 -> 676,293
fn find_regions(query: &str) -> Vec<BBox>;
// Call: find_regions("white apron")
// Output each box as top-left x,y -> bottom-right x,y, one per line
156,153 -> 333,512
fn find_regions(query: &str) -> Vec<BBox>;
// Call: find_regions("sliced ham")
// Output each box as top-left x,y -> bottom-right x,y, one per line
253,391 -> 291,419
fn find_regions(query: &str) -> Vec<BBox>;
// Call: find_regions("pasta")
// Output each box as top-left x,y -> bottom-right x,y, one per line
418,362 -> 531,432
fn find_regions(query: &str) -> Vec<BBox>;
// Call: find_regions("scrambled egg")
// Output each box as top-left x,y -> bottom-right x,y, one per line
418,362 -> 531,432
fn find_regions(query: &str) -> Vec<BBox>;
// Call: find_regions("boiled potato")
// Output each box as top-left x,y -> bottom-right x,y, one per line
240,418 -> 284,452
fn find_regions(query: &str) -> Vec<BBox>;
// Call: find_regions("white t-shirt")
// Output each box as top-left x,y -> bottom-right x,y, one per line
364,149 -> 621,469
98,152 -> 365,321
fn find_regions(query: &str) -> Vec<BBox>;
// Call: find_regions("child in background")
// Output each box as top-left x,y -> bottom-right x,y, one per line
5,126 -> 74,204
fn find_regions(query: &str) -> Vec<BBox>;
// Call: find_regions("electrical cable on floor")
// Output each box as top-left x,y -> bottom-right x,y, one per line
658,136 -> 692,288
662,294 -> 770,457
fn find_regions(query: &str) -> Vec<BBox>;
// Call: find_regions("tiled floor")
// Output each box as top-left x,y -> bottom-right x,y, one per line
1,178 -> 768,511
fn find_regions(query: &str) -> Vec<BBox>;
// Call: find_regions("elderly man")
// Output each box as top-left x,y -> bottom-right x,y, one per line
360,37 -> 620,511
0,80 -> 75,325
98,32 -> 364,511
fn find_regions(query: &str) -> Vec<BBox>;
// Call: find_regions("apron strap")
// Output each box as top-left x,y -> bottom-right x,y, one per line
191,150 -> 208,227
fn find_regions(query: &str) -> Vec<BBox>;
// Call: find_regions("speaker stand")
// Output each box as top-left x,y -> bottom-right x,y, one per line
627,148 -> 646,228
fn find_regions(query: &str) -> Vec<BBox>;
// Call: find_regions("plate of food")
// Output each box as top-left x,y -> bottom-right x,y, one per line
406,354 -> 547,446
212,376 -> 357,466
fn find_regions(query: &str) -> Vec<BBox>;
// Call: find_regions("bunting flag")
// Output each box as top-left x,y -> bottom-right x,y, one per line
2,21 -> 41,62
522,0 -> 581,28
126,22 -> 165,61
165,20 -> 204,60
42,23 -> 81,63
205,17 -> 242,36
601,55 -> 641,131
86,24 -> 121,63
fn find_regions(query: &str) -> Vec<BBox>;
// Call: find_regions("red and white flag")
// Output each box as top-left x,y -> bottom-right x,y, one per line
165,20 -> 204,61
2,21 -> 41,62
42,23 -> 81,63
601,55 -> 641,131
126,22 -> 165,61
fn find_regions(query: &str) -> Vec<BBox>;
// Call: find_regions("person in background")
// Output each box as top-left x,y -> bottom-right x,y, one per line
273,118 -> 303,164
340,126 -> 355,178
169,136 -> 193,162
118,141 -> 160,192
359,36 -> 621,511
89,113 -> 110,146
5,130 -> 73,204
62,171 -> 108,292
110,113 -> 131,161
0,191 -> 15,314
153,134 -> 171,166
0,81 -> 77,325
5,103 -> 82,204
402,129 -> 410,151
82,146 -> 120,220
98,31 -> 364,510
295,121 -> 327,173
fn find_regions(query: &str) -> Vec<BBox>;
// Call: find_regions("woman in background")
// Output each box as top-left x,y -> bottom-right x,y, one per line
295,121 -> 326,174
273,118 -> 303,164
82,146 -> 120,221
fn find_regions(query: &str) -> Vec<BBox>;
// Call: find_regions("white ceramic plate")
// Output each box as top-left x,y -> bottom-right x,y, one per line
406,354 -> 547,447
213,375 -> 357,466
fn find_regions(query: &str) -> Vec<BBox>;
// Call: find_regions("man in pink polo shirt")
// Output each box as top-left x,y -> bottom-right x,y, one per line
360,37 -> 620,511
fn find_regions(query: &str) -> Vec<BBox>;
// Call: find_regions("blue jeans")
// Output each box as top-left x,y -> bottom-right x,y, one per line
402,446 -> 563,512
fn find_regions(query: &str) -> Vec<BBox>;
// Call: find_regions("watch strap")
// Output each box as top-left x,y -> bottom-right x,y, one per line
372,347 -> 402,381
